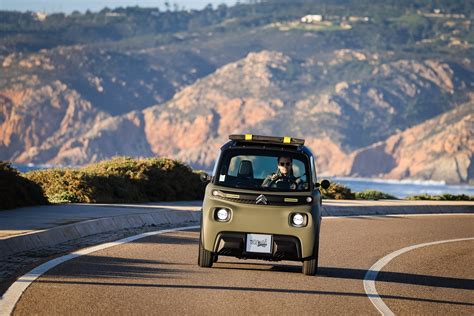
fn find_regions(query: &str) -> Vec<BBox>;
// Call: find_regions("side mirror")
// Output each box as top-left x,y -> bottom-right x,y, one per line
320,179 -> 330,190
200,172 -> 211,183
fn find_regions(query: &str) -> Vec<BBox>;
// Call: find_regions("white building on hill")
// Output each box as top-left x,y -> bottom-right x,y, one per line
32,12 -> 48,22
301,15 -> 323,23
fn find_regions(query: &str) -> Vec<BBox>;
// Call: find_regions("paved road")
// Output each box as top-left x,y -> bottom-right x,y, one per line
12,215 -> 474,315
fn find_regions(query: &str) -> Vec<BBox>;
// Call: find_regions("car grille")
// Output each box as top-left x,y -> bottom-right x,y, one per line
216,190 -> 310,206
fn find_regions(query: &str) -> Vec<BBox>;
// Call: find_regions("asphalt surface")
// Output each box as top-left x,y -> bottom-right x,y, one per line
12,214 -> 474,315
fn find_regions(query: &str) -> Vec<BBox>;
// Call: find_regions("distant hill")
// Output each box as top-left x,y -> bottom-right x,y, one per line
1,1 -> 473,183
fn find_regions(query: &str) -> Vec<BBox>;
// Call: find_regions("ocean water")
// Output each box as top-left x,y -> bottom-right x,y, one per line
13,164 -> 474,199
331,177 -> 474,199
13,164 -> 58,173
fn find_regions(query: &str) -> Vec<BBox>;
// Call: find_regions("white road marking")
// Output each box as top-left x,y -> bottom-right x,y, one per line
363,237 -> 474,315
0,225 -> 200,316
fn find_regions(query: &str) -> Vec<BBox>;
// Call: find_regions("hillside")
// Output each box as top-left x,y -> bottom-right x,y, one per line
1,1 -> 473,183
348,102 -> 473,184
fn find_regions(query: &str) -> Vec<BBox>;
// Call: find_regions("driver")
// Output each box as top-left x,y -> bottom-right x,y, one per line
262,156 -> 298,189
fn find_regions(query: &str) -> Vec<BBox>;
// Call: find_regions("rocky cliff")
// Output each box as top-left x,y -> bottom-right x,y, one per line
0,81 -> 108,163
348,102 -> 474,184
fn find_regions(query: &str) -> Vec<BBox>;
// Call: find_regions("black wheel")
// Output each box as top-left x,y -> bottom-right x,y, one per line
302,257 -> 317,276
198,231 -> 213,268
302,235 -> 319,276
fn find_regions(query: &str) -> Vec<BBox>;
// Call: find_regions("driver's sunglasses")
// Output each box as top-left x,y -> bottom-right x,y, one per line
279,162 -> 292,167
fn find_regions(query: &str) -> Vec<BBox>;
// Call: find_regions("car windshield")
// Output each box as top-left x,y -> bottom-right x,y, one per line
215,148 -> 310,192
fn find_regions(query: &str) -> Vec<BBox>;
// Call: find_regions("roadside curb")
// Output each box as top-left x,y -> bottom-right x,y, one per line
0,210 -> 200,259
321,204 -> 474,216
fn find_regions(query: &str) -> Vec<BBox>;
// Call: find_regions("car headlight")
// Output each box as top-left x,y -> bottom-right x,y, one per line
215,208 -> 231,222
290,213 -> 307,227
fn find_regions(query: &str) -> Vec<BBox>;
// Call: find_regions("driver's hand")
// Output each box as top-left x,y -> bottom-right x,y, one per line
270,174 -> 279,181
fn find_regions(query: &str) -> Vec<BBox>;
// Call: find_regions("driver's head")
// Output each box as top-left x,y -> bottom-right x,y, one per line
277,156 -> 292,176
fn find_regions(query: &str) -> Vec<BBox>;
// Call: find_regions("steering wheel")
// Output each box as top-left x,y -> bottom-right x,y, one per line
269,176 -> 298,190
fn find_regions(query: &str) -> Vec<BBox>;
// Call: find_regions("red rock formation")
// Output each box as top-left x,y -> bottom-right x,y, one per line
0,81 -> 108,163
349,102 -> 473,184
305,137 -> 351,176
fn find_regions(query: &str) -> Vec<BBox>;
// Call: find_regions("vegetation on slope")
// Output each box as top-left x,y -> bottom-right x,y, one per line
0,162 -> 48,210
321,182 -> 356,200
24,157 -> 206,203
406,193 -> 474,201
1,0 -> 471,55
321,183 -> 398,200
355,190 -> 397,200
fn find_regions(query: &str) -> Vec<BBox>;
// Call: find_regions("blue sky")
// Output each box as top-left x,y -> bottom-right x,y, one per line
0,0 -> 238,13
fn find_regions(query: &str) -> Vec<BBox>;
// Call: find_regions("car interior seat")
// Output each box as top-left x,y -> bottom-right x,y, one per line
237,160 -> 254,179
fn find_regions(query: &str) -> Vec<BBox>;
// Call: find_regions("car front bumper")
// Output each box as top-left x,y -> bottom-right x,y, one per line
214,232 -> 302,261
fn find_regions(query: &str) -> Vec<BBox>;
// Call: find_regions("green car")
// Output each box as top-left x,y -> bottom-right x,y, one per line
198,134 -> 330,275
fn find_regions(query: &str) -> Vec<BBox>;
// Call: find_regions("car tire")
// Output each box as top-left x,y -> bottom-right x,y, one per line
198,231 -> 213,268
302,236 -> 319,276
302,257 -> 316,276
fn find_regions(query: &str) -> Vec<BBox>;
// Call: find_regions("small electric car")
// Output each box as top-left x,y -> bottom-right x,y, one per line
198,134 -> 330,275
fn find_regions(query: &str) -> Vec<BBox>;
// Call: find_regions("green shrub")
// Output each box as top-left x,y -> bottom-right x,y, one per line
0,161 -> 49,210
321,182 -> 355,200
406,193 -> 474,201
355,190 -> 397,200
49,191 -> 82,203
25,156 -> 206,204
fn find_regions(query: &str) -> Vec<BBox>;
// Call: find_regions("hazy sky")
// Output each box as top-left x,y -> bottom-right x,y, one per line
0,0 -> 238,13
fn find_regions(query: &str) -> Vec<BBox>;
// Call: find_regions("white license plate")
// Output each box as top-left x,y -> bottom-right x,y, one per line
246,234 -> 272,253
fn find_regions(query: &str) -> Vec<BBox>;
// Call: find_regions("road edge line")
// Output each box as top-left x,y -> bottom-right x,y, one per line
363,237 -> 474,315
0,225 -> 200,316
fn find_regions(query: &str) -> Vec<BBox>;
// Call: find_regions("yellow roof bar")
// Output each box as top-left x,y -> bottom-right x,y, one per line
229,134 -> 305,145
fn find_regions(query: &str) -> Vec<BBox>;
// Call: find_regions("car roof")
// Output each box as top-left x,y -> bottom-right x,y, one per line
220,134 -> 315,159
229,134 -> 305,146
221,140 -> 315,159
